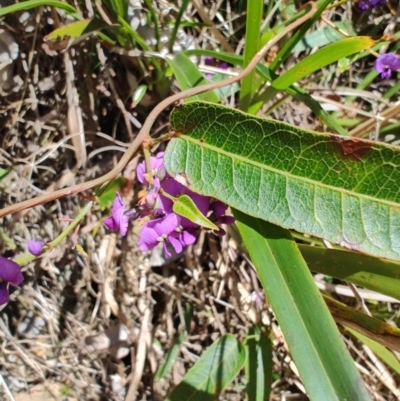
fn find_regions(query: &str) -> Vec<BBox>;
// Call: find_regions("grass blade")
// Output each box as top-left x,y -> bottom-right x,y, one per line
234,211 -> 371,400
166,334 -> 245,401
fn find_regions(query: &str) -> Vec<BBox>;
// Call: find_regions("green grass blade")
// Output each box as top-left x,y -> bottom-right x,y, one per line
166,53 -> 220,103
168,0 -> 191,53
324,296 -> 400,353
238,0 -> 263,111
185,49 -> 348,135
245,324 -> 272,401
299,245 -> 400,301
164,101 -> 400,261
166,334 -> 245,401
44,18 -> 112,50
269,0 -> 332,71
347,328 -> 400,376
0,0 -> 79,18
234,211 -> 371,400
272,37 -> 374,90
155,333 -> 185,382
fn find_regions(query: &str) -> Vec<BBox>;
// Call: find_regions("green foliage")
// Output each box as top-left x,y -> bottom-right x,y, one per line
166,334 -> 245,401
165,101 -> 400,261
166,54 -> 220,103
173,195 -> 218,230
234,211 -> 372,400
245,325 -> 272,401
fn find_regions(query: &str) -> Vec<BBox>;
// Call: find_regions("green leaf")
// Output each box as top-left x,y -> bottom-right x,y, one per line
132,84 -> 148,106
0,168 -> 9,181
155,303 -> 192,382
184,49 -> 348,136
234,211 -> 371,400
0,0 -> 79,18
173,195 -> 218,230
94,177 -> 126,208
324,296 -> 400,353
238,0 -> 263,111
346,328 -> 400,376
164,101 -> 400,261
299,245 -> 400,301
245,324 -> 272,401
166,334 -> 245,401
155,333 -> 185,382
269,0 -> 333,71
293,22 -> 356,52
166,54 -> 220,103
272,37 -> 374,90
44,19 -> 113,51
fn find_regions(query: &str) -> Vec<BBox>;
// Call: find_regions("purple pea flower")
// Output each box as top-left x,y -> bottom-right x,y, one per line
28,239 -> 45,256
135,152 -> 235,258
0,256 -> 23,305
374,53 -> 400,79
103,193 -> 130,236
138,213 -> 183,257
137,152 -> 166,187
358,0 -> 385,10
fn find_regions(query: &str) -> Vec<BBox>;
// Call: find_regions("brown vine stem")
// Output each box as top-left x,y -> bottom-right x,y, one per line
0,2 -> 316,219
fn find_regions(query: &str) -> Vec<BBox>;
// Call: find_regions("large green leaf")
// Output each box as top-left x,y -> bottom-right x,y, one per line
164,101 -> 400,261
166,334 -> 245,401
235,211 -> 371,400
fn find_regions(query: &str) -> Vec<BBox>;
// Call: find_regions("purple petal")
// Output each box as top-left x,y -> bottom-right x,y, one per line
162,242 -> 172,258
211,201 -> 227,217
28,239 -> 44,256
168,235 -> 183,254
119,214 -> 129,236
358,0 -> 385,9
0,283 -> 9,305
220,62 -> 228,70
0,256 -> 23,286
179,230 -> 197,246
220,216 -> 235,225
374,53 -> 400,79
103,216 -> 119,231
137,152 -> 165,184
138,213 -> 181,251
112,193 -> 125,215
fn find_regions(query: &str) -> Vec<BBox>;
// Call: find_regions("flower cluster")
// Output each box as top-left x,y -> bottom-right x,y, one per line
104,152 -> 234,257
358,0 -> 385,10
0,256 -> 23,305
374,53 -> 400,79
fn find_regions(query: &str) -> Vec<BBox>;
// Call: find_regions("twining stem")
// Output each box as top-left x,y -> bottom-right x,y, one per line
13,201 -> 93,265
0,2 -> 317,219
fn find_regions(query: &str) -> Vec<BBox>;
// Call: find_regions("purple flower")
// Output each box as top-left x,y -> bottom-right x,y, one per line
0,256 -> 23,305
160,178 -> 210,228
135,152 -> 235,258
358,0 -> 385,9
374,53 -> 400,79
28,239 -> 44,256
103,193 -> 130,236
138,213 -> 183,257
137,152 -> 165,187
